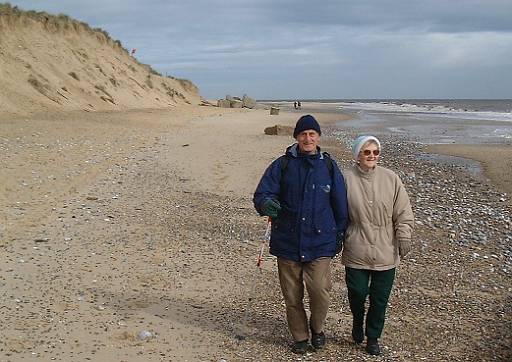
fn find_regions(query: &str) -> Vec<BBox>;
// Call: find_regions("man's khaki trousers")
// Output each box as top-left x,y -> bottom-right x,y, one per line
277,257 -> 332,342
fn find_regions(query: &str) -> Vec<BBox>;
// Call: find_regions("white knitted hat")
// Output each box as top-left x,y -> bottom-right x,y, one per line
352,135 -> 381,159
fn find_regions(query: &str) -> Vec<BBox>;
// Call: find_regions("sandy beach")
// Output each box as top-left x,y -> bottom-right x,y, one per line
1,104 -> 511,361
1,5 -> 511,362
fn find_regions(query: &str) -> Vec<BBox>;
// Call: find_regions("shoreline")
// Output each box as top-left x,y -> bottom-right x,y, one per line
425,143 -> 512,197
290,101 -> 512,199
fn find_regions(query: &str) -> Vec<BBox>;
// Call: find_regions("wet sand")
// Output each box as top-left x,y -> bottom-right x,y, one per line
291,101 -> 512,196
426,144 -> 512,196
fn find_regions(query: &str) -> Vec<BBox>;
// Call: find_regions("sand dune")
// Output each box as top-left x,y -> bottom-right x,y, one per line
0,5 -> 200,117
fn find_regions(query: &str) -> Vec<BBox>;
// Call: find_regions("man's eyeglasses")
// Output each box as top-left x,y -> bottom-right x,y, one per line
362,149 -> 380,156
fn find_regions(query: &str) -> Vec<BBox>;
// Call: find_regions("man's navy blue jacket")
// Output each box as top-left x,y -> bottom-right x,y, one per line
253,144 -> 349,262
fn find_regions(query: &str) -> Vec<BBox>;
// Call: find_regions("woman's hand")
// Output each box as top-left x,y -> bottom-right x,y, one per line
399,240 -> 411,258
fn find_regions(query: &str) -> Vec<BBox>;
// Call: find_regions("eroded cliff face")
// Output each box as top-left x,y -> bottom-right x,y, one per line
0,5 -> 201,116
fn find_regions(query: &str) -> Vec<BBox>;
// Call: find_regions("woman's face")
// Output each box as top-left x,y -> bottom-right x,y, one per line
357,141 -> 380,170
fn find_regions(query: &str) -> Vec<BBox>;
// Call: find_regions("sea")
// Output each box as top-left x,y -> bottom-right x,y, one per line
265,99 -> 512,144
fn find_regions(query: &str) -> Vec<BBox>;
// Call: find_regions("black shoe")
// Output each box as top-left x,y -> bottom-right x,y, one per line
291,340 -> 309,354
311,331 -> 326,350
351,323 -> 364,344
366,338 -> 381,356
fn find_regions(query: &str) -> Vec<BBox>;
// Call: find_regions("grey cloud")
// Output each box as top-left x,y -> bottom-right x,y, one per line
7,0 -> 512,98
271,0 -> 512,32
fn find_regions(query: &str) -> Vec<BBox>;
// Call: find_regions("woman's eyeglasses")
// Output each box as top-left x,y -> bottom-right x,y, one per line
362,149 -> 380,156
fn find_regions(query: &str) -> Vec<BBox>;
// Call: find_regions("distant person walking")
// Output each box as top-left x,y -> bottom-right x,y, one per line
341,135 -> 414,356
294,101 -> 298,110
253,115 -> 348,354
297,101 -> 302,109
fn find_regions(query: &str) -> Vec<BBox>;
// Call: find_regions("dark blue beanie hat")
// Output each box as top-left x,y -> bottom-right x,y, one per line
293,115 -> 321,138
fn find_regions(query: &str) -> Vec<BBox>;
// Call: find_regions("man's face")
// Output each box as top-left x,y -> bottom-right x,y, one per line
296,130 -> 320,154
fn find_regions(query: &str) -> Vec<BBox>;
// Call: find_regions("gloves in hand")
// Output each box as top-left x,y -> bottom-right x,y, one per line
262,199 -> 281,219
335,232 -> 345,255
399,240 -> 412,258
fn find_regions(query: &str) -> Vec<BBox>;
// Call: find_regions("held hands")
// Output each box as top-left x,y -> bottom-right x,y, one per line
335,232 -> 345,254
262,199 -> 281,219
399,240 -> 412,258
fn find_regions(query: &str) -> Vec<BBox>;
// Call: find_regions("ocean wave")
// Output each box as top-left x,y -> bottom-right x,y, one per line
338,102 -> 512,122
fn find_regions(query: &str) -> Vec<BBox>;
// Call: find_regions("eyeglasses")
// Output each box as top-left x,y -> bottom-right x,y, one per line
362,149 -> 380,156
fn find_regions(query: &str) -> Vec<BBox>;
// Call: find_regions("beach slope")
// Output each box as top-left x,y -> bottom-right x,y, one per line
1,107 -> 510,361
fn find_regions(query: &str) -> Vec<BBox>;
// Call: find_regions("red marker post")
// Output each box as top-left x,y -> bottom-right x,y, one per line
257,217 -> 271,270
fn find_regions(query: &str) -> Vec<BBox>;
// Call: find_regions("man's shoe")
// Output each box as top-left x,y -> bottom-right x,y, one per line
365,338 -> 381,356
311,331 -> 326,350
351,323 -> 364,344
291,340 -> 309,354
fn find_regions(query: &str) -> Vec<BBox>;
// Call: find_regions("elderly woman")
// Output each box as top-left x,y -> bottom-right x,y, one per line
341,135 -> 414,356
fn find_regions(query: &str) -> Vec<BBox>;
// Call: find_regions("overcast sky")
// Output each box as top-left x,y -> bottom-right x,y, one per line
8,0 -> 512,100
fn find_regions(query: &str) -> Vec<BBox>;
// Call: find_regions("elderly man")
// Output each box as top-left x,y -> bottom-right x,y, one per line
253,115 -> 348,354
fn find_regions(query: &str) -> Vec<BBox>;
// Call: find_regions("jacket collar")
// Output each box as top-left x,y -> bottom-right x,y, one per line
355,163 -> 377,179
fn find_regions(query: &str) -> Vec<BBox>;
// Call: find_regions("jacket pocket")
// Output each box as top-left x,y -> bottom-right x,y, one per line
314,206 -> 336,231
273,207 -> 297,233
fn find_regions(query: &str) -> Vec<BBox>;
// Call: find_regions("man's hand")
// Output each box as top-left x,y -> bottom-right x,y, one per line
399,240 -> 411,258
262,199 -> 281,219
335,232 -> 345,254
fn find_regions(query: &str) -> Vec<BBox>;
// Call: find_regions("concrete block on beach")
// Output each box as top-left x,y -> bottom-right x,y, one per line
264,124 -> 293,136
242,94 -> 257,109
230,99 -> 243,108
217,99 -> 231,108
270,106 -> 279,115
217,94 -> 257,109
